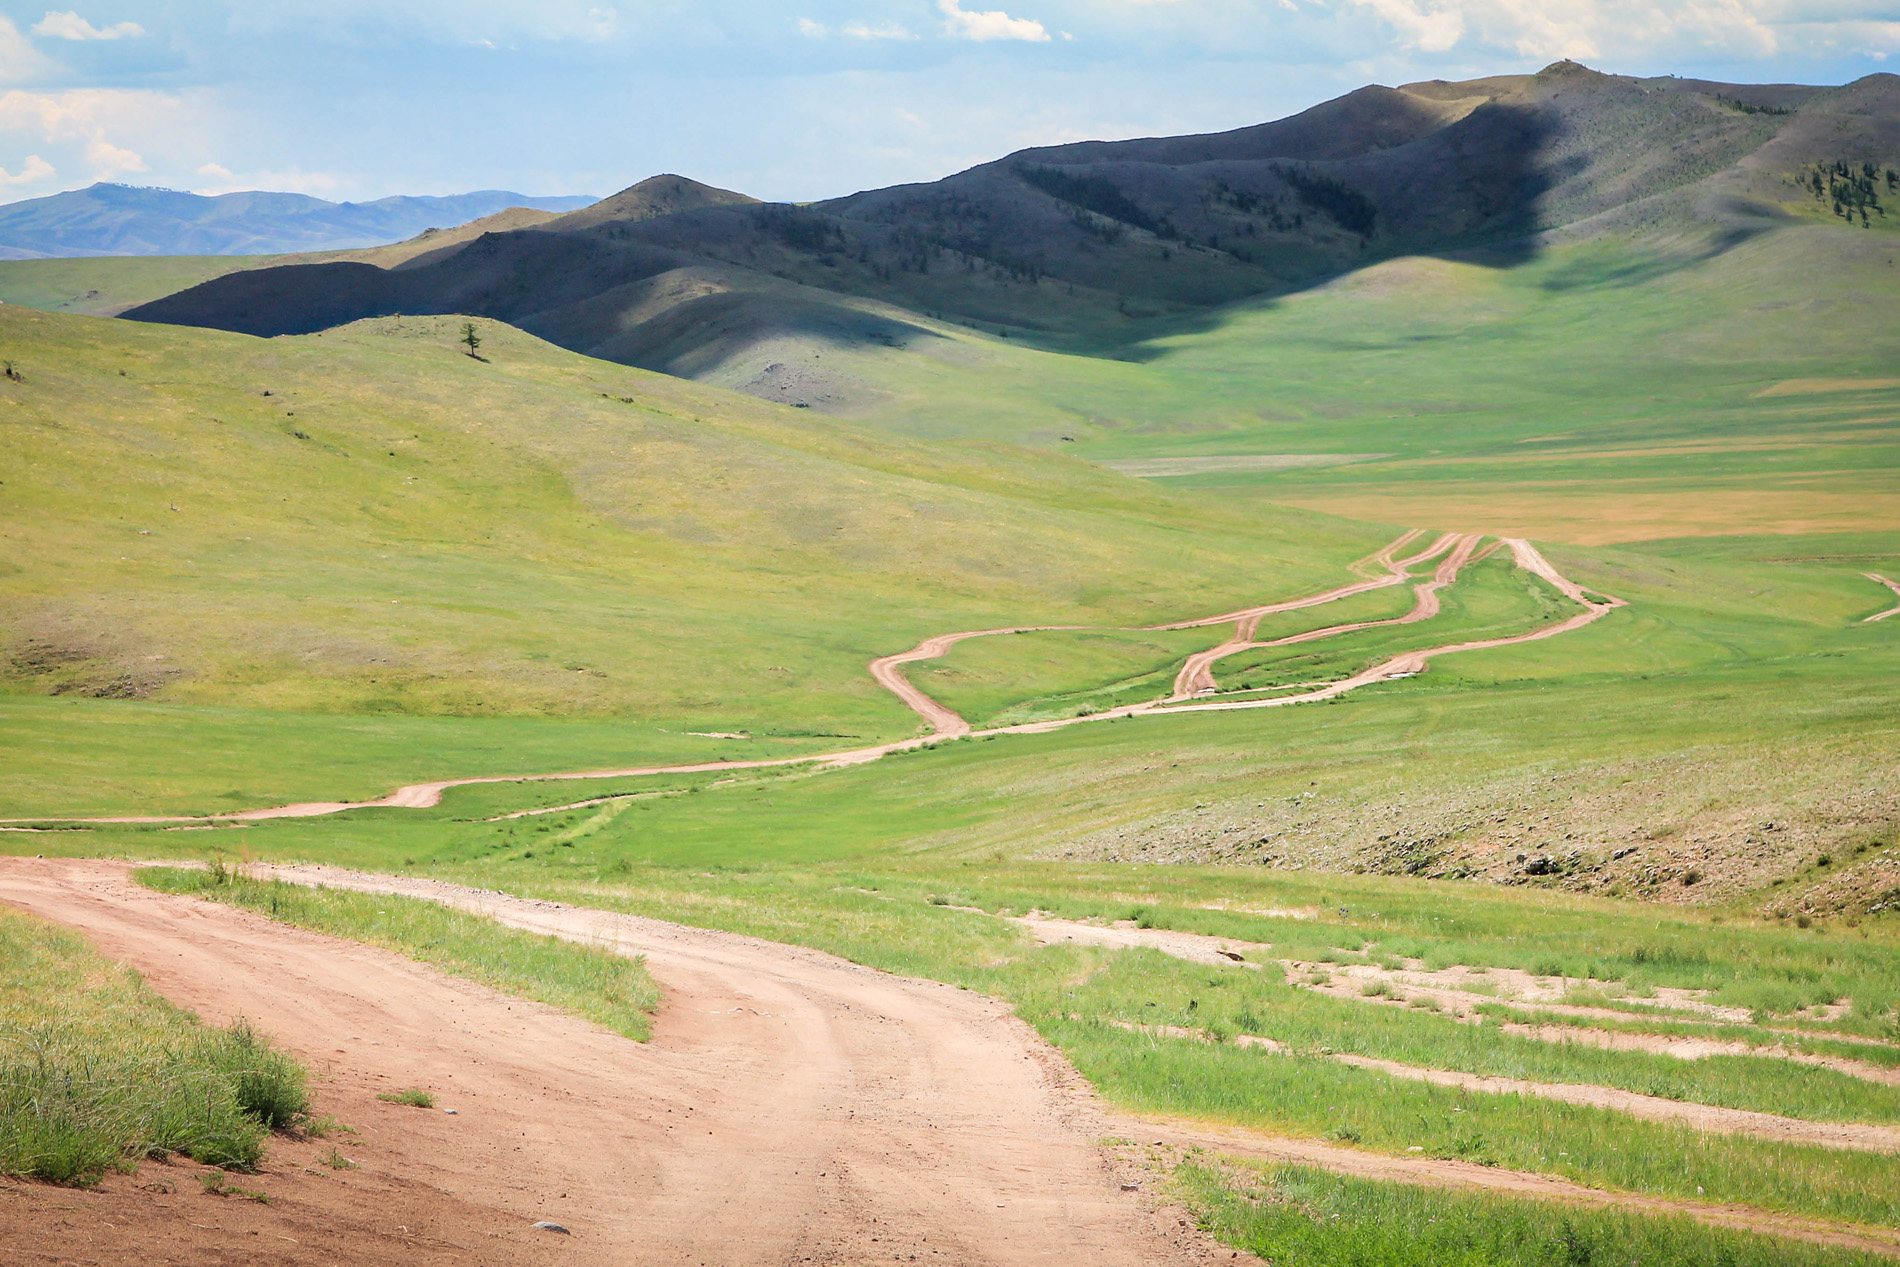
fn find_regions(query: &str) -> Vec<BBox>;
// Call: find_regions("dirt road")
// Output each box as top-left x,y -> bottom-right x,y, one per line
0,858 -> 1218,1267
868,624 -> 1082,740
3,533 -> 1622,829
1866,573 -> 1900,623
9,859 -> 1894,1261
1169,533 -> 1483,700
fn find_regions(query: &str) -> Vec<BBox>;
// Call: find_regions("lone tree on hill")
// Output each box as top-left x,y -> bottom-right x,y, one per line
460,322 -> 481,358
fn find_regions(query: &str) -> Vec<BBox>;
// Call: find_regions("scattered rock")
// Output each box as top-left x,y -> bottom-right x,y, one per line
532,1221 -> 571,1235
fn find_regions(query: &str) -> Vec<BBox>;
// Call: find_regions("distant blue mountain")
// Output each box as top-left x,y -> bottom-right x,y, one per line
0,183 -> 599,258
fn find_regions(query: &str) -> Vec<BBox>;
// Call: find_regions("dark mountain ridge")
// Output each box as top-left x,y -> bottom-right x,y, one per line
127,64 -> 1900,399
0,183 -> 599,258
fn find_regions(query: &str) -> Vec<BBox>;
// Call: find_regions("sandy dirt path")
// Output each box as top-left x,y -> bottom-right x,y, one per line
1134,539 -> 1624,719
1127,1124 -> 1900,1258
1496,1023 -> 1900,1086
1866,573 -> 1900,623
868,624 -> 1083,740
1169,533 -> 1482,700
0,858 -> 1222,1267
873,528 -> 1452,735
12,860 -> 1889,1261
1327,1054 -> 1900,1153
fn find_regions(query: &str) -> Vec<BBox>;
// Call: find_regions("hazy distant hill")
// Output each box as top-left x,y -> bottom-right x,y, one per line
0,183 -> 598,258
129,63 -> 1899,400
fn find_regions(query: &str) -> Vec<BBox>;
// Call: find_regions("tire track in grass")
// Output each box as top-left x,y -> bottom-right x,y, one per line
5,535 -> 1623,827
1864,573 -> 1900,623
0,857 -> 1219,1267
24,859 -> 1891,1261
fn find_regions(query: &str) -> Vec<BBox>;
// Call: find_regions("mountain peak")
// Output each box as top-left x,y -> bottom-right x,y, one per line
549,174 -> 757,232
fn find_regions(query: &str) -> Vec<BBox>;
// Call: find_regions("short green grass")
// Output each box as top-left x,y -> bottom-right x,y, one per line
0,255 -> 283,317
921,626 -> 1223,725
0,903 -> 308,1184
1174,1162 -> 1888,1267
1208,553 -> 1570,693
785,226 -> 1900,543
137,865 -> 661,1041
0,305 -> 1384,815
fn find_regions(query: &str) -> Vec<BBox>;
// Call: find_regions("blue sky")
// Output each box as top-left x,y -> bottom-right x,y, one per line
0,2 -> 1892,205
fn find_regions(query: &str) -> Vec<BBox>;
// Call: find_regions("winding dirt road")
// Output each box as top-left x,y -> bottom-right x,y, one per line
8,859 -> 1895,1261
0,858 -> 1218,1267
4,531 -> 1622,828
1168,533 -> 1484,700
1866,573 -> 1900,623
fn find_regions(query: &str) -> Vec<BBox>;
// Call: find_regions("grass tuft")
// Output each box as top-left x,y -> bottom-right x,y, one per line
1175,1161 -> 1889,1267
137,866 -> 661,1041
0,906 -> 307,1185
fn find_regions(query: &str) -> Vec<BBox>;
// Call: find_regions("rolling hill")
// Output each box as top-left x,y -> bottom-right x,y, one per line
127,63 -> 1898,391
0,183 -> 598,258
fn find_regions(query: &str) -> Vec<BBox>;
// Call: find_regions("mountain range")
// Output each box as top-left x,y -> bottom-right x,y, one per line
127,62 -> 1899,408
0,184 -> 599,258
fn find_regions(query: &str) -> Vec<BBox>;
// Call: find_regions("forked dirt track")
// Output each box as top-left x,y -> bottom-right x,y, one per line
1,530 -> 1623,829
1168,533 -> 1485,700
1867,572 -> 1900,622
0,858 -> 1221,1267
6,859 -> 1896,1261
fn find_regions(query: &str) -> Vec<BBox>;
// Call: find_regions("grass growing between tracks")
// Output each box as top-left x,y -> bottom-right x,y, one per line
1056,950 -> 1900,1126
138,864 -> 660,1041
1173,1162 -> 1889,1267
0,904 -> 308,1185
158,857 -> 1900,1225
922,627 -> 1223,726
1213,553 -> 1572,692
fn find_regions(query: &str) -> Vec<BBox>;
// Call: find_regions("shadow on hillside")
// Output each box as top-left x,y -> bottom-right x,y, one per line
1065,100 -> 1576,363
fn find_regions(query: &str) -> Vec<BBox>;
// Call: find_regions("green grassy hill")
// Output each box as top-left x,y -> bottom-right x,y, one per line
0,305 -> 1384,814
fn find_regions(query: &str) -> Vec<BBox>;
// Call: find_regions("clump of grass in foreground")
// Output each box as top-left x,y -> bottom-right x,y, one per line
138,866 -> 660,1041
1174,1161 -> 1888,1267
0,905 -> 307,1185
377,1088 -> 435,1108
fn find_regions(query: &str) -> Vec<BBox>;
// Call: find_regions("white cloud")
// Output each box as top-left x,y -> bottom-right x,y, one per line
192,168 -> 348,197
1343,0 -> 1809,62
0,153 -> 53,185
0,88 -> 177,183
939,0 -> 1050,42
1350,0 -> 1465,54
0,17 -> 58,83
843,21 -> 917,39
32,11 -> 144,41
799,17 -> 827,36
197,161 -> 233,179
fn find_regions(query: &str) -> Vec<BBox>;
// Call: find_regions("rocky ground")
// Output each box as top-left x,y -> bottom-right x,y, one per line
1046,747 -> 1900,919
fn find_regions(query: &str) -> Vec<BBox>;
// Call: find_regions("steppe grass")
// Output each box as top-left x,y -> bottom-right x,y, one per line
0,255 -> 280,317
1482,1006 -> 1900,1070
167,853 -> 1900,1224
1053,949 -> 1900,1125
1209,553 -> 1571,692
820,226 -> 1900,542
1053,1016 -> 1900,1225
921,627 -> 1223,725
1239,580 -> 1422,642
137,865 -> 660,1041
0,304 -> 1383,816
1174,1162 -> 1888,1267
0,904 -> 307,1184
